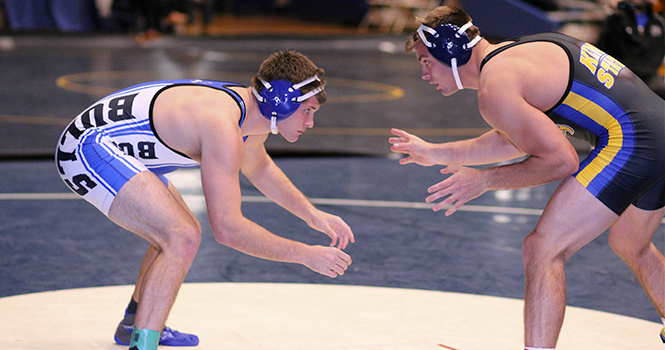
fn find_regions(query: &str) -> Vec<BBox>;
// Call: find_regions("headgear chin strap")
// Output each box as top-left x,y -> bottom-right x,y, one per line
252,75 -> 323,134
417,21 -> 482,90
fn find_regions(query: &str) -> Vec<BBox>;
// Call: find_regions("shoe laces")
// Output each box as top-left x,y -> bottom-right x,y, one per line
160,327 -> 176,340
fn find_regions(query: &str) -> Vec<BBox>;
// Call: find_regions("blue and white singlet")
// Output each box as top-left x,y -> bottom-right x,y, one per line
55,79 -> 247,215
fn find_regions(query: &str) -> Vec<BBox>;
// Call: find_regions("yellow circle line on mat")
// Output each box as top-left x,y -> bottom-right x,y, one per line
0,114 -> 70,126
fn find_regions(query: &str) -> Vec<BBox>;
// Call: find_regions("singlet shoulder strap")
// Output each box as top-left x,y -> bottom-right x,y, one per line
217,84 -> 249,142
480,33 -> 575,73
480,37 -> 524,72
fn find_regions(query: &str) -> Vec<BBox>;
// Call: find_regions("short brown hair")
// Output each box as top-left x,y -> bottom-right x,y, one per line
251,50 -> 327,104
405,6 -> 480,53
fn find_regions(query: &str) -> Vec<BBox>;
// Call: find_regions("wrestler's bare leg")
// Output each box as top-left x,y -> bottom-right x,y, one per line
522,176 -> 618,348
609,205 -> 665,318
109,171 -> 201,332
130,180 -> 200,305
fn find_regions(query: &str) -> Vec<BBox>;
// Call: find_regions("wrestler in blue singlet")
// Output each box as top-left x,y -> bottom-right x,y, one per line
480,33 -> 665,215
56,79 -> 248,215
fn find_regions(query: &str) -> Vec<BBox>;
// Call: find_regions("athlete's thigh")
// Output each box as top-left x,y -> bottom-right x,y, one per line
534,176 -> 619,254
57,128 -> 197,247
166,179 -> 200,232
108,171 -> 199,248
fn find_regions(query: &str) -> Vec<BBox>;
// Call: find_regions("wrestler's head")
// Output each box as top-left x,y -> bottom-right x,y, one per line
404,6 -> 480,57
251,50 -> 327,136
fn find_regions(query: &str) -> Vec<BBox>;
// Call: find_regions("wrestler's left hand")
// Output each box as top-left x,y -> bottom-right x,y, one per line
426,165 -> 488,216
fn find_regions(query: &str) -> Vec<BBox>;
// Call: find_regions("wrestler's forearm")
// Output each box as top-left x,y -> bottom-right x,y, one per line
481,151 -> 578,191
433,130 -> 526,166
245,159 -> 318,223
213,216 -> 311,264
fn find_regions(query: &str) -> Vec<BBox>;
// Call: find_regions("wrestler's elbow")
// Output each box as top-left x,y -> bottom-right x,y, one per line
556,150 -> 580,178
212,227 -> 231,245
211,218 -> 243,246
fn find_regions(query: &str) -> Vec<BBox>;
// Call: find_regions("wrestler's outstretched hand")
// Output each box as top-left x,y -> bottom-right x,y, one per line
389,128 -> 439,167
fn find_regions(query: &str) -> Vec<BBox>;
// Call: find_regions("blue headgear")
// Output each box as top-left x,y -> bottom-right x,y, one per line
417,21 -> 482,90
252,75 -> 324,134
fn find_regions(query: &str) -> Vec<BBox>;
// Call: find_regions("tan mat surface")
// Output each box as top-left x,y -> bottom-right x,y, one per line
0,283 -> 661,350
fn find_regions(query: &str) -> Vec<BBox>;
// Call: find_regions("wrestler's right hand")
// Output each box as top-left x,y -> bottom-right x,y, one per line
389,128 -> 438,166
303,245 -> 352,278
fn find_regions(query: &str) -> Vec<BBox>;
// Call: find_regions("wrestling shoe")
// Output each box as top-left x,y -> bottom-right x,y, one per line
114,309 -> 199,346
158,327 -> 199,346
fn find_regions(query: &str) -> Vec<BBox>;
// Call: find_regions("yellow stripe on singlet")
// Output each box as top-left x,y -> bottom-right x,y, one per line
561,91 -> 624,187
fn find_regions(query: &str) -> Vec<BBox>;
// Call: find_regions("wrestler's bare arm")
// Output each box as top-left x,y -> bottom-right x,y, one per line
425,59 -> 578,215
199,124 -> 350,278
241,137 -> 354,249
476,56 -> 579,191
389,128 -> 526,167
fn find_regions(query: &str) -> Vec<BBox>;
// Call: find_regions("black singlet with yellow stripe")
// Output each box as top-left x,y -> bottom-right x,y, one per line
480,32 -> 665,215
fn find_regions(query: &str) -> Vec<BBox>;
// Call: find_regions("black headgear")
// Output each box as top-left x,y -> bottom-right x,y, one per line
417,21 -> 481,67
417,21 -> 482,89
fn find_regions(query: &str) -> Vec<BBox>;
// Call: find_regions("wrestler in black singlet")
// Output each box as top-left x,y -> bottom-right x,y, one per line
481,32 -> 665,215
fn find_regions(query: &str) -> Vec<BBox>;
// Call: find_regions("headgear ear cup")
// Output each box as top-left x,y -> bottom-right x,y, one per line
252,76 -> 323,134
417,21 -> 482,89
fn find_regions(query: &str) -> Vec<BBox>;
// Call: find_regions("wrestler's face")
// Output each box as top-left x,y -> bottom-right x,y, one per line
415,41 -> 459,96
277,97 -> 319,143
